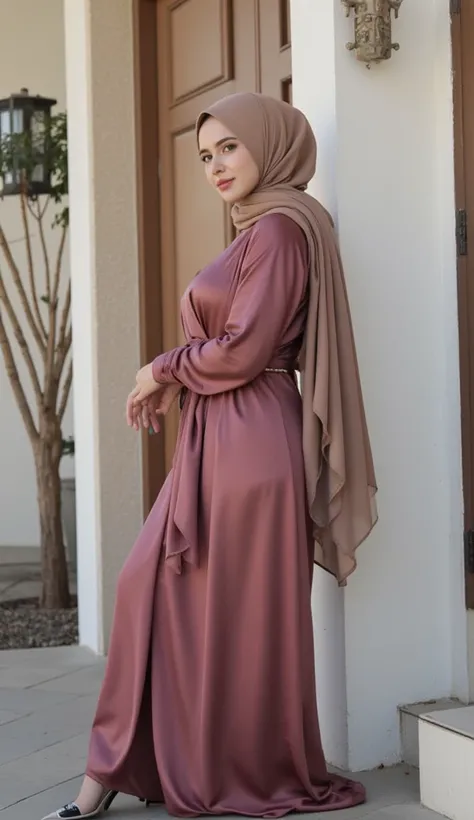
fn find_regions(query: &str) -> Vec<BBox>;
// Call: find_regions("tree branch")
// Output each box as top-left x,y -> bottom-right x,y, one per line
52,223 -> 68,311
58,357 -> 72,423
0,270 -> 43,403
28,196 -> 50,223
0,308 -> 38,442
56,323 -> 72,377
20,187 -> 47,343
36,198 -> 52,303
44,307 -> 57,410
0,222 -> 46,355
57,279 -> 70,355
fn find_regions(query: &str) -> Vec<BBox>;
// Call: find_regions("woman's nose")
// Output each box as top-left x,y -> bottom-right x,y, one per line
211,156 -> 224,175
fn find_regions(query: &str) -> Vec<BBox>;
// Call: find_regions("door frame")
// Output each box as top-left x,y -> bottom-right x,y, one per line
133,0 -> 166,516
452,2 -> 474,609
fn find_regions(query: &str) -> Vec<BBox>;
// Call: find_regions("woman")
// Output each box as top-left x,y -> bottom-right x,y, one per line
43,92 -> 377,820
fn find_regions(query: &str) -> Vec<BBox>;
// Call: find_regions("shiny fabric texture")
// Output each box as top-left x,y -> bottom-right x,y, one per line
197,93 -> 378,584
86,214 -> 366,815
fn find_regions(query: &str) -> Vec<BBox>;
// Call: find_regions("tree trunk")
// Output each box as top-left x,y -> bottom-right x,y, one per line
34,416 -> 71,609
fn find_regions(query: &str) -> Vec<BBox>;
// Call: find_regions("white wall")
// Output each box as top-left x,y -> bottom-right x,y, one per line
291,0 -> 349,771
292,0 -> 466,770
0,0 -> 73,551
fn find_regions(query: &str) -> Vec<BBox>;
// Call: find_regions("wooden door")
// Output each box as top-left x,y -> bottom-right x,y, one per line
258,0 -> 292,102
452,0 -> 474,608
136,0 -> 292,511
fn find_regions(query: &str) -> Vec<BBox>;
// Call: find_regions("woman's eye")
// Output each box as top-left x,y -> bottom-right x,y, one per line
200,143 -> 236,162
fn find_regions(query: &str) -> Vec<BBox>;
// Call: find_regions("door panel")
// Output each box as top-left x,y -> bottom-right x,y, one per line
258,0 -> 292,99
453,2 -> 474,608
153,0 -> 292,484
169,0 -> 233,103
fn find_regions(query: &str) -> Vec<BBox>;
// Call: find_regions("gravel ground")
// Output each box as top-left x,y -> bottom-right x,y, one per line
0,597 -> 78,649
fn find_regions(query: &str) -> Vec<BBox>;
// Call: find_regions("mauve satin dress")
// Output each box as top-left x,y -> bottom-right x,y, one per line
86,213 -> 365,816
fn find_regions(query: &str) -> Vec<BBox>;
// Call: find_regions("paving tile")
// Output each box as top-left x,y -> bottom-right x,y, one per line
0,776 -> 83,820
0,645 -> 94,668
0,564 -> 40,581
0,580 -> 42,602
0,685 -> 79,714
312,806 -> 374,820
0,666 -> 85,689
0,693 -> 97,766
367,805 -> 445,819
0,782 -> 142,820
0,733 -> 89,809
0,710 -> 23,726
309,767 -> 424,819
355,766 -> 420,804
34,663 -> 105,695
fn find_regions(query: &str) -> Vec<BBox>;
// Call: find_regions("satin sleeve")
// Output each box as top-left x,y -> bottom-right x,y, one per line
152,215 -> 308,395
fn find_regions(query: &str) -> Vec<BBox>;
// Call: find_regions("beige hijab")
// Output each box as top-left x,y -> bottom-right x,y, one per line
197,93 -> 377,584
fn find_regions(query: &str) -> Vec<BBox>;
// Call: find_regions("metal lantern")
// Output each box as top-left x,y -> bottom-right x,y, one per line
342,0 -> 404,65
0,88 -> 57,196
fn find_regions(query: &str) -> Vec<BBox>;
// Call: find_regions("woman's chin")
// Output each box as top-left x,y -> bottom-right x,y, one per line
218,190 -> 239,205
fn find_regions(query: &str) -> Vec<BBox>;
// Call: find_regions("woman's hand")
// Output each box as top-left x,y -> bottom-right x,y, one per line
126,382 -> 181,431
132,363 -> 159,403
125,362 -> 161,430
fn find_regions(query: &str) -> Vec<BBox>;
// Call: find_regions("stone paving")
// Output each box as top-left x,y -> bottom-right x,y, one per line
0,548 -> 45,605
0,554 -> 445,819
0,645 -> 446,820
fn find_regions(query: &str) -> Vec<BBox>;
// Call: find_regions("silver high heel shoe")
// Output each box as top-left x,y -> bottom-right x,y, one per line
41,789 -> 118,819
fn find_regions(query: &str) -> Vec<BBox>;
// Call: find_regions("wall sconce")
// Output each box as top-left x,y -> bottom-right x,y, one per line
342,0 -> 403,66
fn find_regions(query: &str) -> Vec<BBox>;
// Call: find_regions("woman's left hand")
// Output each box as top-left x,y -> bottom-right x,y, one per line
131,363 -> 160,404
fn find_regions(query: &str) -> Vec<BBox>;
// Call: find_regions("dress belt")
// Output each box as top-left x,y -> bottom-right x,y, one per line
179,367 -> 294,408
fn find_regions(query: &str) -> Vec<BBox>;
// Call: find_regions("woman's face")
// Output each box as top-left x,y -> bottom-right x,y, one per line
198,116 -> 260,205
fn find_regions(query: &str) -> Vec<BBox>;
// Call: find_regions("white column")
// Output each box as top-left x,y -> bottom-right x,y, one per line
291,0 -> 349,771
64,0 -> 143,653
291,0 -> 467,770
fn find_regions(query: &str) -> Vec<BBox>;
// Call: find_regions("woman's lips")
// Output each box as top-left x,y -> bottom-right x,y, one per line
217,179 -> 234,191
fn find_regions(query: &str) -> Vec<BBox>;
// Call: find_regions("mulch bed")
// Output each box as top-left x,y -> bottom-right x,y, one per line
0,596 -> 78,649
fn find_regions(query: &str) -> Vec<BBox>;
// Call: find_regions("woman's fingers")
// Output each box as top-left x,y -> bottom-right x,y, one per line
126,385 -> 143,427
127,382 -> 174,433
133,384 -> 157,404
133,404 -> 142,431
140,398 -> 161,434
126,392 -> 136,427
150,407 -> 161,433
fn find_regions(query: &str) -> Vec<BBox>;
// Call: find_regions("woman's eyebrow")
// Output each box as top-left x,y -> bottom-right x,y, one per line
198,136 -> 237,156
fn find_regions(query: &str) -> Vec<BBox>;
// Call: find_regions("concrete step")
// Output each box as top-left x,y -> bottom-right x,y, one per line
418,704 -> 474,820
399,698 -> 463,767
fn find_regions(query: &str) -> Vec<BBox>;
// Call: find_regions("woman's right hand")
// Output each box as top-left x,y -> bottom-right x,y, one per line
126,383 -> 181,432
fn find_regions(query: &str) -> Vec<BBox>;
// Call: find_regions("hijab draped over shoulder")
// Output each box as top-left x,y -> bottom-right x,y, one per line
197,93 -> 377,584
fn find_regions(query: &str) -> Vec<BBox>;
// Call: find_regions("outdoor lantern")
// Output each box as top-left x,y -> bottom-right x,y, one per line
342,0 -> 404,66
0,88 -> 57,197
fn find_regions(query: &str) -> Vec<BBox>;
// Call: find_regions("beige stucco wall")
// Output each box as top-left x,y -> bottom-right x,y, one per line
65,0 -> 143,651
0,0 -> 74,551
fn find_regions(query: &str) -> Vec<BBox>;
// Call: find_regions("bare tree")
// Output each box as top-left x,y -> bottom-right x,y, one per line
0,113 -> 71,609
